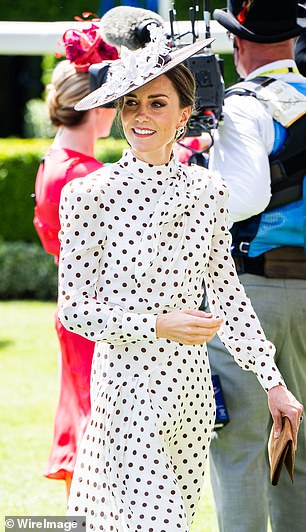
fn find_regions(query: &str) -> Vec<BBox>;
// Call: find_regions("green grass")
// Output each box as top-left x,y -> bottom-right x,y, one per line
0,301 -> 218,531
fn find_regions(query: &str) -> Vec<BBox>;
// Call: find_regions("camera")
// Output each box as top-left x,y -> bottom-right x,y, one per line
167,1 -> 224,137
185,51 -> 224,137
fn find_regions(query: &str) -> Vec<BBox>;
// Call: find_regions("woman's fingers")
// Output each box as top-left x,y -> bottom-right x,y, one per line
156,309 -> 223,345
184,309 -> 213,318
272,412 -> 283,439
268,385 -> 304,449
184,309 -> 223,329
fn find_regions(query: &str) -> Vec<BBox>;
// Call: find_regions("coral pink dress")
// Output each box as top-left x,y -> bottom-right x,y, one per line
34,148 -> 103,480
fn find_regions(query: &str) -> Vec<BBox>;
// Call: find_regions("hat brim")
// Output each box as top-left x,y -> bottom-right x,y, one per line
297,3 -> 306,27
75,38 -> 214,111
214,8 -> 304,43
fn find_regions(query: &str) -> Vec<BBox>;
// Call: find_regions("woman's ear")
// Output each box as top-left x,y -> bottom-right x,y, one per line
179,106 -> 192,127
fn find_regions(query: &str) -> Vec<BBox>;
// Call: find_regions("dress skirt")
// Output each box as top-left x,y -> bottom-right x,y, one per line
67,339 -> 215,531
44,313 -> 94,480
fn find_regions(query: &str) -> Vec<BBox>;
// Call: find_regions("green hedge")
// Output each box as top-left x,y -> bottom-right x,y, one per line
0,138 -> 128,244
0,241 -> 58,300
1,1 -> 100,21
1,1 -> 225,22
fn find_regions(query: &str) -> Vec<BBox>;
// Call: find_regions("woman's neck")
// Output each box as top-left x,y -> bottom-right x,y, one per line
131,142 -> 173,166
53,123 -> 95,158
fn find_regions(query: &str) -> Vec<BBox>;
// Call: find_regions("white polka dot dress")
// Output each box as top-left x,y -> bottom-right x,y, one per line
58,149 -> 284,531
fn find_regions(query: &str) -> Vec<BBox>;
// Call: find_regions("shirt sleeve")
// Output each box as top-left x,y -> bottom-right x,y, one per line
209,95 -> 274,224
57,178 -> 158,344
204,180 -> 285,392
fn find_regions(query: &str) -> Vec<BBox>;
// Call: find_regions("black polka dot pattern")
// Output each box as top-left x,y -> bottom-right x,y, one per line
58,149 -> 284,530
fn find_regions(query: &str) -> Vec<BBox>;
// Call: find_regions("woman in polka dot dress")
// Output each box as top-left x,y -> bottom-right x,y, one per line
58,30 -> 303,531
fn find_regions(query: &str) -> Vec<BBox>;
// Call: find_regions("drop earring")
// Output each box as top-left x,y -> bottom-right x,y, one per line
174,125 -> 185,142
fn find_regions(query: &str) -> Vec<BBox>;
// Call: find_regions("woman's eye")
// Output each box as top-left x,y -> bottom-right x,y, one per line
125,99 -> 137,106
152,101 -> 166,108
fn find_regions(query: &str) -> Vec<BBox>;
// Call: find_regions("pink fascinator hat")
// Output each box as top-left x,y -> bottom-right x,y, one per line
62,16 -> 119,72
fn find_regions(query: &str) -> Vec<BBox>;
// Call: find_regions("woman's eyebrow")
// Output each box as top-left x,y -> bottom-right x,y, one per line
148,94 -> 169,99
125,93 -> 169,99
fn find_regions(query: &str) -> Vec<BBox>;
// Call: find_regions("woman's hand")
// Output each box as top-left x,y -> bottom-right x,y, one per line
268,385 -> 303,449
156,309 -> 223,345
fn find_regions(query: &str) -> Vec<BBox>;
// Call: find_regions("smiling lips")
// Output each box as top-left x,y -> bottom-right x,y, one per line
133,127 -> 156,137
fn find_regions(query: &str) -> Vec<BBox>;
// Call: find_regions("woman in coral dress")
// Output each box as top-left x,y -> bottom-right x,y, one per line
33,21 -> 119,496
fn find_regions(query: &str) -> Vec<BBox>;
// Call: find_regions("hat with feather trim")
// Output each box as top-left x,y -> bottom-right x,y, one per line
75,25 -> 213,111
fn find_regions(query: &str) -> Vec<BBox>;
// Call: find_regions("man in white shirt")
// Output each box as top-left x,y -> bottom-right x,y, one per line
208,1 -> 306,531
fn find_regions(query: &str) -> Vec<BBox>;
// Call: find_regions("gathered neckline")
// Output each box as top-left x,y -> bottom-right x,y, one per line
116,149 -> 179,181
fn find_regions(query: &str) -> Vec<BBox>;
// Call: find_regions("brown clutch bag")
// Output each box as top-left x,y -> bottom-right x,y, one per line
268,416 -> 295,486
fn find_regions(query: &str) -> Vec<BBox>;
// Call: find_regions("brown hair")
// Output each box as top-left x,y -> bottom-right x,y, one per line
165,63 -> 196,140
164,63 -> 196,110
46,60 -> 90,127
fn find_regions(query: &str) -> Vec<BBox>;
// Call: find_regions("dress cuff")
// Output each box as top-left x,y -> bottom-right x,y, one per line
121,312 -> 158,342
253,354 -> 286,392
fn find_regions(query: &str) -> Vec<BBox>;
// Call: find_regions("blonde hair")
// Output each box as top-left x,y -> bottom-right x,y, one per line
46,60 -> 90,127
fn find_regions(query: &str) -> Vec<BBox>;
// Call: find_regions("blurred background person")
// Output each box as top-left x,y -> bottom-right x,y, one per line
33,19 -> 119,498
295,2 -> 306,75
207,1 -> 306,531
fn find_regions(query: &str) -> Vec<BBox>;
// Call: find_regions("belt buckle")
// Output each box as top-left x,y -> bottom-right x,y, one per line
239,242 -> 250,254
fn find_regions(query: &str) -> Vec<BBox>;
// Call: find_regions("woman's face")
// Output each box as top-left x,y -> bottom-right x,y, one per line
121,74 -> 191,165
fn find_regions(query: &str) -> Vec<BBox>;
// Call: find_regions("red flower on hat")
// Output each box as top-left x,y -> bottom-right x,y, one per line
237,0 -> 255,24
62,23 -> 119,73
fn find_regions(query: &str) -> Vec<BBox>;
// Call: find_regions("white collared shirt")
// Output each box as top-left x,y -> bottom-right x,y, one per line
209,60 -> 306,224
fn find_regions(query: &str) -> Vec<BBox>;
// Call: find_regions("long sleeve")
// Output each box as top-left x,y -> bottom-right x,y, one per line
204,180 -> 285,392
209,95 -> 273,224
57,178 -> 157,344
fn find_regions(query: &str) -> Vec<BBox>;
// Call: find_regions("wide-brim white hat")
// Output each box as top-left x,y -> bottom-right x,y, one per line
75,27 -> 214,111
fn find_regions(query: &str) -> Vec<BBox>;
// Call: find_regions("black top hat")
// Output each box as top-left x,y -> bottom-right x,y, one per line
214,0 -> 306,43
